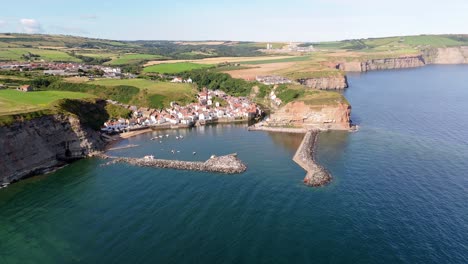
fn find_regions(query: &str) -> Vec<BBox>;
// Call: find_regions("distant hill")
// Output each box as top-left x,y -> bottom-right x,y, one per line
0,33 -> 266,64
309,34 -> 468,52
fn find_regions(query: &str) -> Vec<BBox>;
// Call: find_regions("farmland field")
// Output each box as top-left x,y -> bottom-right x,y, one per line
106,54 -> 166,65
0,48 -> 80,62
238,56 -> 312,65
143,62 -> 213,74
88,78 -> 197,108
144,55 -> 297,66
0,90 -> 92,115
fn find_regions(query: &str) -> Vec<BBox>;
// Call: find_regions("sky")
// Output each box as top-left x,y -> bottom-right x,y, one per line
0,0 -> 467,42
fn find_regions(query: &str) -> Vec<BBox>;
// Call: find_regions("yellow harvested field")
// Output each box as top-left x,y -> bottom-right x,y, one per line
223,62 -> 296,81
144,56 -> 297,66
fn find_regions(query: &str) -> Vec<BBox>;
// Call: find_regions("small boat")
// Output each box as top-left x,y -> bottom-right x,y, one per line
179,136 -> 184,139
192,152 -> 197,155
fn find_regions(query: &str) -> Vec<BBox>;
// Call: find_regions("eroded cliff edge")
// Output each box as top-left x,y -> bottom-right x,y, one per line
298,76 -> 348,90
266,100 -> 351,131
338,47 -> 468,72
0,100 -> 108,184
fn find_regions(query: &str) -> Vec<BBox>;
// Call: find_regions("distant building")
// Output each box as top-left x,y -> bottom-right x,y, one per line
171,77 -> 183,83
17,85 -> 32,92
256,75 -> 292,85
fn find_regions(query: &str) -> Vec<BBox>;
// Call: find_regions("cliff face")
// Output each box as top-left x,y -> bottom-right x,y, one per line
267,101 -> 351,130
0,115 -> 105,184
431,47 -> 468,64
338,56 -> 426,72
298,76 -> 348,90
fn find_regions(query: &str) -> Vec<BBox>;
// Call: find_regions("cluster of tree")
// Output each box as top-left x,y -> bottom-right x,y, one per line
70,53 -> 112,65
180,69 -> 253,96
132,41 -> 262,60
21,52 -> 41,60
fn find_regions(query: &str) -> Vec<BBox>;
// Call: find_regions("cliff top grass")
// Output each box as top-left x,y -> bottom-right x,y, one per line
0,89 -> 93,116
299,90 -> 349,107
0,98 -> 123,129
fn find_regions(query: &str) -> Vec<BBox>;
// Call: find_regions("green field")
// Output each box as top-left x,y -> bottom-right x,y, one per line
314,35 -> 468,51
88,78 -> 197,108
0,90 -> 93,115
107,54 -> 166,65
143,62 -> 213,74
0,48 -> 80,62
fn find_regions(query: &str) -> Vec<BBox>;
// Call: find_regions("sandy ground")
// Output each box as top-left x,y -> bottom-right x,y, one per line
144,56 -> 296,66
118,128 -> 153,139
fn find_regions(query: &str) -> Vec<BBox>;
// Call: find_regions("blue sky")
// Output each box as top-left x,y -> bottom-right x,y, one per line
0,0 -> 467,41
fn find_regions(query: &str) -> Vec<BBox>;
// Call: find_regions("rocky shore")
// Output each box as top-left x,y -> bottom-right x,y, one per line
103,153 -> 247,174
293,130 -> 331,187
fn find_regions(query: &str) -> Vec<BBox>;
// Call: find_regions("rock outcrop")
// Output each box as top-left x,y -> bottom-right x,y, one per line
267,101 -> 351,130
298,76 -> 348,89
0,115 -> 105,184
338,56 -> 426,72
293,130 -> 331,187
430,47 -> 468,64
339,48 -> 468,73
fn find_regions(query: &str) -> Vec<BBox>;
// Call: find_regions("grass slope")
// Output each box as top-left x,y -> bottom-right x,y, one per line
0,48 -> 80,62
88,78 -> 197,108
0,90 -> 92,115
143,62 -> 213,74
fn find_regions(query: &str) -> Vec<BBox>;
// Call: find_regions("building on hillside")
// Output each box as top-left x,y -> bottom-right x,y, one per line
256,75 -> 292,85
17,85 -> 32,92
171,77 -> 183,83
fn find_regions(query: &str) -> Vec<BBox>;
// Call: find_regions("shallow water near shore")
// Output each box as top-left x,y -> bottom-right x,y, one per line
1,65 -> 468,263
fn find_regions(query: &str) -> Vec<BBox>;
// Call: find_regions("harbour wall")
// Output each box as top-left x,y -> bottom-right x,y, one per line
105,153 -> 247,174
292,130 -> 331,187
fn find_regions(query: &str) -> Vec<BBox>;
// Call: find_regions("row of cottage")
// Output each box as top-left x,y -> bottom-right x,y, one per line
103,89 -> 262,132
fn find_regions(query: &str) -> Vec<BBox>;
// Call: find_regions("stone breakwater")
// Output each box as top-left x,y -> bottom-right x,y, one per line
104,154 -> 247,174
293,130 -> 331,187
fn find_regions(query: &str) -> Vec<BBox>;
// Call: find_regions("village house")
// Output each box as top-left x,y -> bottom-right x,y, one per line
17,85 -> 32,92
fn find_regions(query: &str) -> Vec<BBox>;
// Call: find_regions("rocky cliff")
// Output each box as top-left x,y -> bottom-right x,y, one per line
298,76 -> 348,90
429,47 -> 468,64
338,56 -> 426,72
266,101 -> 351,130
0,103 -> 108,184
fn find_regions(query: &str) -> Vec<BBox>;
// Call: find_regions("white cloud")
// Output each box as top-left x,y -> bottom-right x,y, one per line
20,18 -> 43,33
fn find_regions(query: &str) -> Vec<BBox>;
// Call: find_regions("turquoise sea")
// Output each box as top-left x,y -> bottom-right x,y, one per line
0,65 -> 467,263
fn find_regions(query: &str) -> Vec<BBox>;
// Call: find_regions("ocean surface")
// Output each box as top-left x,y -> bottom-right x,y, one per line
1,65 -> 467,263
